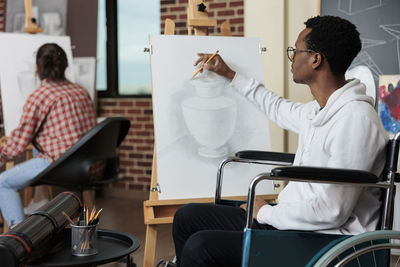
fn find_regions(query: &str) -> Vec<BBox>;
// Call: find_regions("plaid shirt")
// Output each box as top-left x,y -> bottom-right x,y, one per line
0,79 -> 96,165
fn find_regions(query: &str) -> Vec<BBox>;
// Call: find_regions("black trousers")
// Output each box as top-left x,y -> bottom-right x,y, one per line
172,203 -> 276,267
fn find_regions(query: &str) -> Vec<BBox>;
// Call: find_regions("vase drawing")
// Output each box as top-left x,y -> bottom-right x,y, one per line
181,72 -> 237,158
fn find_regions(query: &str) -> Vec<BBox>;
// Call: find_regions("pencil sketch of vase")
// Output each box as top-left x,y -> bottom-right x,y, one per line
181,73 -> 237,158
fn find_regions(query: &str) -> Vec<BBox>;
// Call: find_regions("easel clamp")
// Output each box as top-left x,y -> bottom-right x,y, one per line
143,45 -> 153,54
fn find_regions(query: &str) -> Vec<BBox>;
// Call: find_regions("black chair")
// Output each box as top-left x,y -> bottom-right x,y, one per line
215,131 -> 400,266
26,117 -> 131,209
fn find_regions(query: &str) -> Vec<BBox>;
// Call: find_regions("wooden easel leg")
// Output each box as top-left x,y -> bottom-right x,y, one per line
23,187 -> 33,207
83,190 -> 95,211
144,224 -> 158,267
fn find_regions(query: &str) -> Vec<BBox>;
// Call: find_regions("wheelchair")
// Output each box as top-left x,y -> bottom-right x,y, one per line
215,131 -> 400,267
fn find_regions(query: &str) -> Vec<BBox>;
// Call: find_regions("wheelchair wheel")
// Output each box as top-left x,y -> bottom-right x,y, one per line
312,230 -> 400,267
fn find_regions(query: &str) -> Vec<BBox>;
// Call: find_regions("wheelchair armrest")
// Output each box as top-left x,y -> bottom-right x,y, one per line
215,151 -> 295,204
244,167 -> 383,228
271,166 -> 379,184
235,150 -> 295,165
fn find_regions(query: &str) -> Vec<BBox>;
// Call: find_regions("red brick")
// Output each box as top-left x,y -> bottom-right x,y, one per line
135,101 -> 151,107
136,131 -> 150,136
178,29 -> 188,35
175,21 -> 186,28
127,109 -> 141,114
101,101 -> 117,106
161,15 -> 177,21
111,109 -> 125,114
237,9 -> 244,15
137,146 -> 152,151
171,6 -> 186,12
230,18 -> 244,24
161,0 -> 176,5
131,124 -> 142,129
119,101 -> 133,107
179,0 -> 188,3
210,3 -> 226,9
218,10 -> 234,16
129,153 -> 144,159
179,14 -> 187,19
136,116 -> 151,122
138,161 -> 152,167
129,169 -> 144,174
230,1 -> 244,7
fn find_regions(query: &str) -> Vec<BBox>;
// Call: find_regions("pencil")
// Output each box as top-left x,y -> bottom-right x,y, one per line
62,211 -> 76,225
93,208 -> 103,220
191,50 -> 219,79
85,206 -> 89,226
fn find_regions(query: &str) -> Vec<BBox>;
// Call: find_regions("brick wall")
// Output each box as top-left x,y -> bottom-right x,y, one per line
161,0 -> 244,36
98,98 -> 154,192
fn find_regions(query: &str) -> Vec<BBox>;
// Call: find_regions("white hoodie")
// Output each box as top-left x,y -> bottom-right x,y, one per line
231,73 -> 388,235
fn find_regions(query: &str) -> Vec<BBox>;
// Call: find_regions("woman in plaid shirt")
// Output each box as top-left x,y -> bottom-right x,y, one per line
0,43 -> 96,227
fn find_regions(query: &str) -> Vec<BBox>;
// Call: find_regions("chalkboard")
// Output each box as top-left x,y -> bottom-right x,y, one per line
320,0 -> 400,85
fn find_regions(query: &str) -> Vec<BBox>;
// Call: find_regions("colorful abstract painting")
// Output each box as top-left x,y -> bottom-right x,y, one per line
379,75 -> 400,135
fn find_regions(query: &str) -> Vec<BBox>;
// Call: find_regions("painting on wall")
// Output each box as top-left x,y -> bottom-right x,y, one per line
6,0 -> 67,35
150,35 -> 273,200
378,75 -> 400,136
0,33 -> 75,136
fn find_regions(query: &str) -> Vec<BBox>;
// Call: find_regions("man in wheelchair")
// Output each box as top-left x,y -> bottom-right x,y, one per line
172,15 -> 389,267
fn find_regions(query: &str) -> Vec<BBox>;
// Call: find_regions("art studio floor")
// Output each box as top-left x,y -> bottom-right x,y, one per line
96,193 -> 175,267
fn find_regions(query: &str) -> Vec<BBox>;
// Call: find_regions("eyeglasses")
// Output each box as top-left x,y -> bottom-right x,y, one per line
286,46 -> 316,62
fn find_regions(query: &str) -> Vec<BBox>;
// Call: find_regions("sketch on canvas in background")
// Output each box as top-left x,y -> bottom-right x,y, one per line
6,0 -> 67,35
150,35 -> 273,200
73,57 -> 96,101
0,33 -> 75,135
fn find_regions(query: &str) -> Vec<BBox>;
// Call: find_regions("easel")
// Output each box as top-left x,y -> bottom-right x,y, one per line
142,1 -> 276,266
24,0 -> 43,34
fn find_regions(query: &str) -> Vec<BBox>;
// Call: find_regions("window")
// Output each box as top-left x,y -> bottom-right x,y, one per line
96,0 -> 160,96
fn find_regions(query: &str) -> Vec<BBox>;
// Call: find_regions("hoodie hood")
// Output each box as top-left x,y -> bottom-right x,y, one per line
309,79 -> 374,126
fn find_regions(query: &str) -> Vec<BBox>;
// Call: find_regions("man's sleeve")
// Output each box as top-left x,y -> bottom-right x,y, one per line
230,73 -> 309,134
256,114 -> 387,230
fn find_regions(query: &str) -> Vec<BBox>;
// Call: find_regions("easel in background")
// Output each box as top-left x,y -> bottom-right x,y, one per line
0,0 -> 47,232
143,1 -> 276,266
24,0 -> 43,34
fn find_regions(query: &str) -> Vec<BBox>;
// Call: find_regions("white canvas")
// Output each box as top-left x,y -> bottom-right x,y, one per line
150,35 -> 273,200
0,33 -> 75,135
72,57 -> 96,101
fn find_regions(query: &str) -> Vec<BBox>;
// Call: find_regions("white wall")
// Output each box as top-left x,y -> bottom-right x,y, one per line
245,0 -> 319,152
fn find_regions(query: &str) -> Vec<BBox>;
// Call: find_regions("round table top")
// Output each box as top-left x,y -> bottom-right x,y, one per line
29,229 -> 140,266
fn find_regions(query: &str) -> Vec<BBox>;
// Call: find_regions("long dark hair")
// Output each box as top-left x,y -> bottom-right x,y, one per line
36,43 -> 68,81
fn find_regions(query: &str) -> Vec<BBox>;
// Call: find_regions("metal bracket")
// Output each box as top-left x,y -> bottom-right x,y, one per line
150,183 -> 161,193
143,45 -> 153,54
259,44 -> 267,53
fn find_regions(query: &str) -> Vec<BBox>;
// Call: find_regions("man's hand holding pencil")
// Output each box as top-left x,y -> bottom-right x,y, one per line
193,52 -> 236,81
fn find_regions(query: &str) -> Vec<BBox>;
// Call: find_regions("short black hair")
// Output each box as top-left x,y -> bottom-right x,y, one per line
36,43 -> 68,81
304,16 -> 361,75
